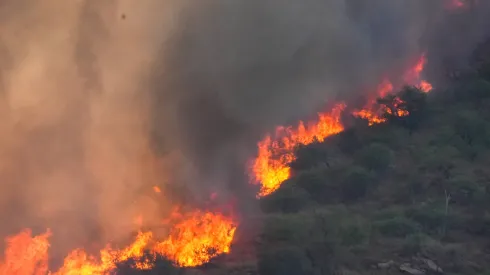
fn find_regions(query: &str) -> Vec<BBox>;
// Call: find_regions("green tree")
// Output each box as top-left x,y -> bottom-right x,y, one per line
295,167 -> 341,204
357,143 -> 394,173
290,141 -> 330,172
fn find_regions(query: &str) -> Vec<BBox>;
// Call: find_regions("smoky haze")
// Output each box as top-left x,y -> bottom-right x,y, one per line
0,0 -> 183,260
0,0 -> 489,263
149,0 -> 490,205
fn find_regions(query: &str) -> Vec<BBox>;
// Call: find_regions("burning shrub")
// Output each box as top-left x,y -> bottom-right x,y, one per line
377,86 -> 429,133
356,143 -> 394,173
113,252 -> 179,275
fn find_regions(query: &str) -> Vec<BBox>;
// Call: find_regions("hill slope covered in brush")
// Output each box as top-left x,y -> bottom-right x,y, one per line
254,45 -> 490,275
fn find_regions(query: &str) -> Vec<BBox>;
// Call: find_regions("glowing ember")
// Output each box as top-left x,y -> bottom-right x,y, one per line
153,186 -> 162,194
251,54 -> 432,197
0,210 -> 236,274
420,80 -> 433,93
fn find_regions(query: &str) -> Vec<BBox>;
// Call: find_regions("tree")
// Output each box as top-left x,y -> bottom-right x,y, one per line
295,167 -> 340,204
377,86 -> 428,133
336,128 -> 365,155
357,143 -> 394,173
290,141 -> 330,172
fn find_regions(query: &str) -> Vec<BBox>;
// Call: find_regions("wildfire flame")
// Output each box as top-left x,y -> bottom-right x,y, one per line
0,51 -> 433,274
0,229 -> 51,275
251,104 -> 346,197
250,54 -> 433,197
0,210 -> 236,274
154,209 -> 237,267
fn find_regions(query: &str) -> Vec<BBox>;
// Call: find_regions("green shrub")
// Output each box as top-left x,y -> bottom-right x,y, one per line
466,212 -> 490,236
339,220 -> 369,246
451,78 -> 490,102
295,167 -> 340,204
400,233 -> 428,256
447,177 -> 486,206
373,216 -> 420,237
453,110 -> 489,146
260,181 -> 311,213
405,205 -> 447,233
337,128 -> 364,155
261,215 -> 311,245
257,246 -> 313,275
357,143 -> 394,173
290,141 -> 329,172
341,166 -> 375,201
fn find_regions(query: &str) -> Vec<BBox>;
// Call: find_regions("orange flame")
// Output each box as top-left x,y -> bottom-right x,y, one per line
251,104 -> 346,197
154,209 -> 237,267
0,210 -> 236,274
0,229 -> 51,275
251,54 -> 432,197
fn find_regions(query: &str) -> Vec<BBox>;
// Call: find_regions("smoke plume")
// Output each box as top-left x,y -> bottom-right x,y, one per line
0,0 -> 489,263
148,0 -> 490,202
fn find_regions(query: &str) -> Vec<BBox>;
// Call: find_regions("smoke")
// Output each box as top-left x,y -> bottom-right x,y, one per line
424,0 -> 490,84
149,0 -> 490,204
0,0 -> 489,263
0,0 -> 184,259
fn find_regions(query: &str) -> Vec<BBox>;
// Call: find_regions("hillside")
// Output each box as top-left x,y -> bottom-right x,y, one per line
253,49 -> 490,275
114,39 -> 490,275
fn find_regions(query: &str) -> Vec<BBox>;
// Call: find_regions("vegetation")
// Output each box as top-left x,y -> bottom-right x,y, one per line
254,61 -> 490,274
114,252 -> 179,275
116,38 -> 490,275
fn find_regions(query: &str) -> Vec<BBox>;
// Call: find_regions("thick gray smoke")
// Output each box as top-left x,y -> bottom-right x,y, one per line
0,0 -> 489,263
148,0 -> 490,204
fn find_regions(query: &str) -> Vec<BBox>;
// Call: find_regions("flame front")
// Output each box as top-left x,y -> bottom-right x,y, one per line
154,209 -> 237,267
251,54 -> 433,197
0,53 -> 431,274
0,210 -> 236,274
251,104 -> 346,197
